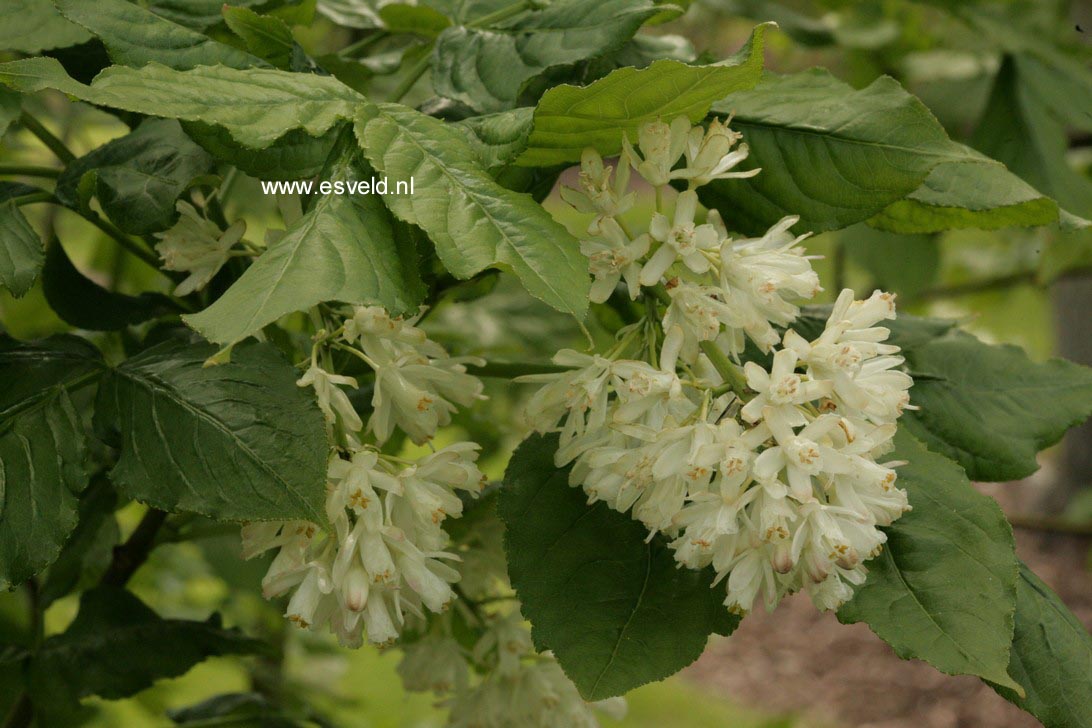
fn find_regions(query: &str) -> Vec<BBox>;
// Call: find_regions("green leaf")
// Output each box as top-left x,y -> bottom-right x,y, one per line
94,340 -> 329,523
222,6 -> 301,70
516,22 -> 771,167
356,103 -> 589,316
55,119 -> 213,235
42,241 -> 179,331
991,561 -> 1092,728
868,150 -> 1059,233
55,0 -> 263,70
0,0 -> 91,53
900,331 -> 1092,482
29,586 -> 266,717
0,89 -> 20,140
183,122 -> 336,181
0,335 -> 104,589
0,57 -> 364,150
145,0 -> 273,30
184,148 -> 425,345
169,692 -> 305,727
431,0 -> 661,114
38,476 -> 119,607
378,4 -> 451,38
317,0 -> 386,28
837,431 -> 1020,691
0,200 -> 45,298
455,107 -> 533,171
499,433 -> 737,701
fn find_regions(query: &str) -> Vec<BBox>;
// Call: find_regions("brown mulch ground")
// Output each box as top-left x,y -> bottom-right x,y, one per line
683,472 -> 1092,728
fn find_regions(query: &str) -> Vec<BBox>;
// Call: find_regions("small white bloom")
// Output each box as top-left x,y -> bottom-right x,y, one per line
580,217 -> 650,303
623,115 -> 691,186
155,201 -> 246,295
559,147 -> 635,219
741,349 -> 832,424
676,117 -> 761,187
640,190 -> 720,284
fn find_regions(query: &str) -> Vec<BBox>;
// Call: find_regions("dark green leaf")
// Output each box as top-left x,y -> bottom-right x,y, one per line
94,340 -> 329,523
990,561 -> 1092,728
185,149 -> 426,345
499,433 -> 737,700
55,119 -> 213,236
356,103 -> 589,316
0,0 -> 91,53
29,586 -> 266,716
223,6 -> 302,70
55,0 -> 263,70
0,200 -> 44,298
183,122 -> 336,181
0,89 -> 20,139
837,431 -> 1020,691
42,241 -> 179,331
38,476 -> 118,607
431,0 -> 661,113
900,331 -> 1092,482
0,335 -> 104,589
379,4 -> 451,37
145,0 -> 272,30
516,23 -> 771,166
169,692 -> 305,727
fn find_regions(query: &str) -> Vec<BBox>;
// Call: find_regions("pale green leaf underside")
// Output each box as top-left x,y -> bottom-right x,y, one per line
499,434 -> 736,701
356,102 -> 590,316
185,152 -> 426,345
0,336 -> 103,589
0,57 -> 365,149
0,200 -> 45,297
0,0 -> 91,53
95,341 -> 329,523
838,431 -> 1020,692
991,562 -> 1092,728
516,22 -> 772,166
901,332 -> 1092,481
55,0 -> 263,71
431,0 -> 660,113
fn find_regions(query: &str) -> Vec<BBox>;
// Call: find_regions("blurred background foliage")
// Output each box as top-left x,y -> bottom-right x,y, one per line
2,0 -> 1091,725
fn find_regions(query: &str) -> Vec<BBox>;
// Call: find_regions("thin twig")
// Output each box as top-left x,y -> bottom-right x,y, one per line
19,112 -> 76,164
1007,513 -> 1092,538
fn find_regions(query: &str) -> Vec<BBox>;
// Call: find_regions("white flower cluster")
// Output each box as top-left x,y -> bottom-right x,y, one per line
525,118 -> 914,615
398,613 -> 625,728
244,307 -> 487,646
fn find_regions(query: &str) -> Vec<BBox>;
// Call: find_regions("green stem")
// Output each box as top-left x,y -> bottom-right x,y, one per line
85,212 -> 163,271
469,0 -> 532,27
341,31 -> 389,57
390,52 -> 432,103
19,112 -> 76,164
699,339 -> 749,399
11,191 -> 54,207
465,361 -> 572,379
0,164 -> 61,179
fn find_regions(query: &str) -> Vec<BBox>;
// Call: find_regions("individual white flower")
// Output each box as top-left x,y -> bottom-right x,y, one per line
580,217 -> 650,303
661,281 -> 753,364
675,117 -> 761,187
640,190 -> 720,284
297,364 -> 364,438
519,350 -> 613,458
610,360 -> 687,427
369,352 -> 484,444
741,349 -> 832,424
560,147 -> 635,219
753,410 -> 845,501
155,201 -> 246,295
622,115 -> 691,186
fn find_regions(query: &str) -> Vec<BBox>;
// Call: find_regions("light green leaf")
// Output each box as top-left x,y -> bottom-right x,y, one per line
223,6 -> 301,70
317,0 -> 387,28
144,0 -> 272,30
29,586 -> 266,719
499,433 -> 737,701
991,562 -> 1092,728
0,0 -> 91,53
356,102 -> 589,316
837,431 -> 1021,691
900,331 -> 1092,482
185,148 -> 425,345
431,0 -> 661,113
55,119 -> 213,235
379,3 -> 451,37
0,200 -> 45,298
94,340 -> 329,523
869,150 -> 1059,234
516,22 -> 771,167
55,0 -> 263,70
0,335 -> 103,589
0,57 -> 365,150
455,107 -> 534,170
